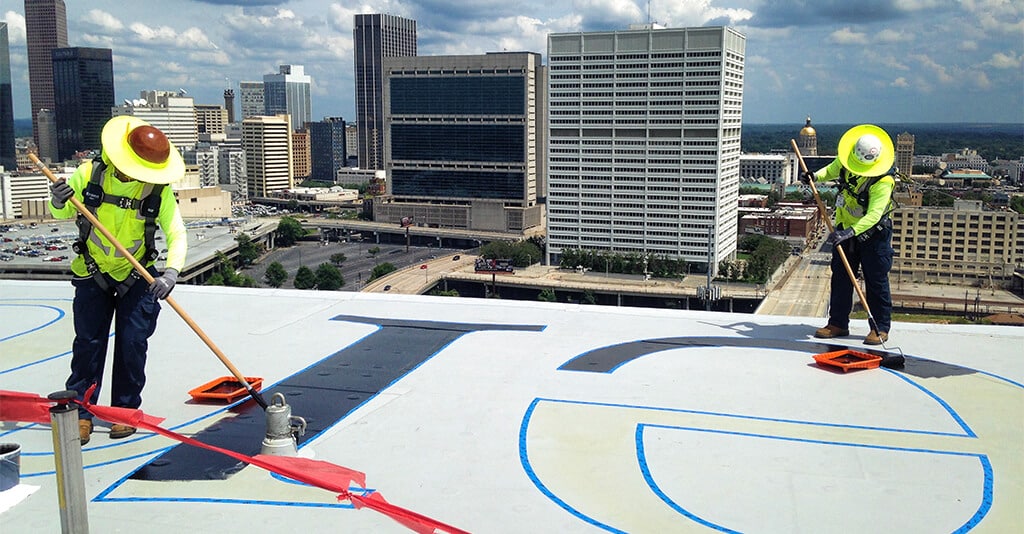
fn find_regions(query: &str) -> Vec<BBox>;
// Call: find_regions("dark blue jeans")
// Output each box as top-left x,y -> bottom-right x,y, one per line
828,225 -> 893,334
67,267 -> 161,420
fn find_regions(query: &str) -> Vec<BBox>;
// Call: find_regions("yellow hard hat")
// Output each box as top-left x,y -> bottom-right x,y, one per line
837,124 -> 894,177
101,115 -> 184,184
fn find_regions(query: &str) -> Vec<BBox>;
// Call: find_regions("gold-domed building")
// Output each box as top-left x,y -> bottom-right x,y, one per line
797,116 -> 817,156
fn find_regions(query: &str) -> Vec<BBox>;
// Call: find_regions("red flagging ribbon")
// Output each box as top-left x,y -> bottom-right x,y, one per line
0,389 -> 470,534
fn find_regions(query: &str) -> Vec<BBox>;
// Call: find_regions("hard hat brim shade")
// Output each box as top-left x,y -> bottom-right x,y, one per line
101,116 -> 185,184
837,124 -> 895,177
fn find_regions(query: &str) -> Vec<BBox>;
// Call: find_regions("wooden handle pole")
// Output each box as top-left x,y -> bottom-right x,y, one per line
30,153 -> 268,409
789,141 -> 878,333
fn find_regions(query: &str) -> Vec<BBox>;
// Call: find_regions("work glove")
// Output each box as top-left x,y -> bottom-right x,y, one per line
50,179 -> 74,209
827,228 -> 855,246
148,268 -> 178,300
799,171 -> 815,185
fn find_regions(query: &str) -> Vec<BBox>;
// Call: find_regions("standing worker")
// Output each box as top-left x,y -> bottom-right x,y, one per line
802,124 -> 896,345
49,116 -> 187,444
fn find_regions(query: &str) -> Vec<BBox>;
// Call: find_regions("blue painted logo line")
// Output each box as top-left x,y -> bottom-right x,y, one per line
0,303 -> 65,343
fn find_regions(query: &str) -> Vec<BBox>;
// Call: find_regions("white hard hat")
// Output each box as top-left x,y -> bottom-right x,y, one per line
852,134 -> 883,165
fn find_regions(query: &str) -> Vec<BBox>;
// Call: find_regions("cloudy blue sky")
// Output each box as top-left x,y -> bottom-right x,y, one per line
3,0 -> 1022,125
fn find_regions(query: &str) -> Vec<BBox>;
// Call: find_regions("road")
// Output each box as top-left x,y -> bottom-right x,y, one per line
245,240 -> 464,291
756,245 -> 833,318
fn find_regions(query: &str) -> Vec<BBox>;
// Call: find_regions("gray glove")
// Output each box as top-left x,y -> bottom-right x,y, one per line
148,268 -> 178,300
50,180 -> 74,209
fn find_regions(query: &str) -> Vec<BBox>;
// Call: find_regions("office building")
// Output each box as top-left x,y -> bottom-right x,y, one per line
892,200 -> 1022,284
223,88 -> 235,123
345,123 -> 358,166
36,108 -> 57,163
112,91 -> 197,150
263,65 -> 311,131
52,47 -> 114,160
896,132 -> 914,176
291,129 -> 311,181
377,52 -> 545,234
545,26 -> 746,271
308,117 -> 347,183
739,153 -> 794,186
1,171 -> 49,219
0,23 -> 15,171
354,14 -> 416,169
239,81 -> 264,119
24,0 -> 68,150
242,115 -> 293,198
195,104 -> 228,136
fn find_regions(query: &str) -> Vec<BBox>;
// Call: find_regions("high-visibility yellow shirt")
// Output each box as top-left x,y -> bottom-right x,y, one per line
48,160 -> 187,282
814,158 -> 895,235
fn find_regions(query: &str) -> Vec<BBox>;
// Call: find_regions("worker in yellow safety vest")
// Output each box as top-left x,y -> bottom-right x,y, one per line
801,124 -> 896,346
49,115 -> 187,445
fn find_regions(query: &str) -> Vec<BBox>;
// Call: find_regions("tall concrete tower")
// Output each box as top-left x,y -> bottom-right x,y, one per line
24,0 -> 68,150
353,14 -> 416,170
545,25 -> 746,273
896,132 -> 915,176
224,88 -> 236,123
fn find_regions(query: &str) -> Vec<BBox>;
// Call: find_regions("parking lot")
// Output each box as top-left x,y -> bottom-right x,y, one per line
0,221 -> 76,265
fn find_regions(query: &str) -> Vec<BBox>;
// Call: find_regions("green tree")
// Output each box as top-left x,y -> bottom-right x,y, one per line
205,251 -> 257,287
1010,195 -> 1024,214
314,263 -> 345,290
367,246 -> 381,258
538,288 -> 557,302
235,233 -> 263,266
429,288 -> 460,297
275,216 -> 305,247
329,252 -> 347,266
293,265 -> 316,289
264,261 -> 288,288
369,262 -> 397,280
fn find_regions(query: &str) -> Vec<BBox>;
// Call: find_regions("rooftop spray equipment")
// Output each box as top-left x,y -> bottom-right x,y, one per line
789,139 -> 895,353
30,153 -> 269,410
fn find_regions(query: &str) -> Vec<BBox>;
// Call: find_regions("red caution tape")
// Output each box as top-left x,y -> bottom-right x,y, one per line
0,389 -> 470,534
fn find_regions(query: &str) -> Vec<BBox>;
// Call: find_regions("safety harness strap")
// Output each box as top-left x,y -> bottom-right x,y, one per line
74,158 -> 164,293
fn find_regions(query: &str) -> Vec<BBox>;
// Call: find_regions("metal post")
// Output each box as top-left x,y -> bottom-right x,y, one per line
48,390 -> 89,533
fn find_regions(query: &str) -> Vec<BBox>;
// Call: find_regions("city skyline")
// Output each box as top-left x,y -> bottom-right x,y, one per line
1,1 -> 1022,127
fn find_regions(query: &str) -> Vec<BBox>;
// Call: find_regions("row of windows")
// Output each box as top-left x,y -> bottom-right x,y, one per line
391,169 -> 524,200
389,76 -> 525,115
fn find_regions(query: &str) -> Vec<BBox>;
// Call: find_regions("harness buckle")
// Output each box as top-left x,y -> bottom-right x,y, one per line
116,196 -> 137,210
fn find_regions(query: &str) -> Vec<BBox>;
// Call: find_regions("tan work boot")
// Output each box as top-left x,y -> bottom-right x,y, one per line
109,424 -> 137,439
814,324 -> 850,338
864,331 -> 889,346
78,419 -> 93,445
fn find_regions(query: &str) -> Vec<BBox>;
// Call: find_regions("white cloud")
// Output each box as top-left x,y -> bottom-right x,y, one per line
958,40 -> 978,51
828,27 -> 869,45
890,76 -> 909,88
970,69 -> 991,89
2,11 -> 26,44
910,54 -> 955,84
985,51 -> 1020,69
83,10 -> 125,32
880,56 -> 910,71
876,28 -> 912,43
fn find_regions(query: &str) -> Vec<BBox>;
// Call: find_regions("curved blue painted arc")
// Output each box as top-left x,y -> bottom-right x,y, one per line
635,424 -> 740,533
635,423 -> 992,533
555,336 -> 1021,439
0,304 -> 65,343
518,398 -> 627,534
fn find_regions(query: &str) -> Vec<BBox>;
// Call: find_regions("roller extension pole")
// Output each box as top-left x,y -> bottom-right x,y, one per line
30,154 -> 268,410
790,140 -> 881,337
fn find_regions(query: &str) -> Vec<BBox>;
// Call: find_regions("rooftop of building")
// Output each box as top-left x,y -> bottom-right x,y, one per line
1,279 -> 1021,532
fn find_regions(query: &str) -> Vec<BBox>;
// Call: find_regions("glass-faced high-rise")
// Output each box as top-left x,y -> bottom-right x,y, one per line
380,52 -> 545,233
0,23 -> 15,171
52,47 -> 114,160
546,26 -> 745,273
308,117 -> 347,182
24,0 -> 68,149
263,65 -> 311,132
353,14 -> 416,170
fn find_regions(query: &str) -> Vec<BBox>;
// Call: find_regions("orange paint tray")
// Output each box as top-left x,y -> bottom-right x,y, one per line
813,349 -> 881,372
188,376 -> 263,403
